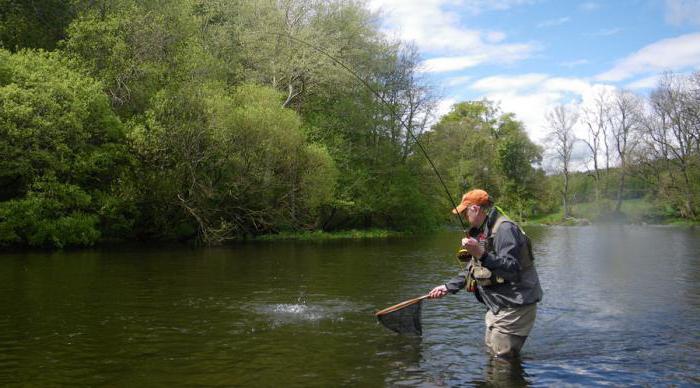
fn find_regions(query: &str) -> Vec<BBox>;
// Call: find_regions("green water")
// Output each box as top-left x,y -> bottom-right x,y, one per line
1,226 -> 699,386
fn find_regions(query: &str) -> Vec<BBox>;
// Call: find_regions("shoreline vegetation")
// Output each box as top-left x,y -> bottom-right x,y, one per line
3,201 -> 696,251
255,209 -> 700,242
525,198 -> 656,226
256,197 -> 700,242
252,229 -> 403,242
525,198 -> 700,227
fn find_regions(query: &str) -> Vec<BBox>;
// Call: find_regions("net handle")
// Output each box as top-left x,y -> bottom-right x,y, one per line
375,294 -> 430,317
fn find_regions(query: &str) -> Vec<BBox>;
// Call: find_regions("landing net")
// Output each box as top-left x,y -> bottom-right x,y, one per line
375,295 -> 428,336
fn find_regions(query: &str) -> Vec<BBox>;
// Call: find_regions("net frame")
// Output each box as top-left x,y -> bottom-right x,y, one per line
375,295 -> 430,336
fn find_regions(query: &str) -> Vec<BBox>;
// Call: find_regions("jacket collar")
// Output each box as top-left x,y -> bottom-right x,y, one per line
483,207 -> 501,237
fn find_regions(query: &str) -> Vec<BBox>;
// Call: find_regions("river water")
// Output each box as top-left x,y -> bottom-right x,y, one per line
1,225 -> 699,386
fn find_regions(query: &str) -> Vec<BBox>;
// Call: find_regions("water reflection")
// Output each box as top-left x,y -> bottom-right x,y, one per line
472,357 -> 529,387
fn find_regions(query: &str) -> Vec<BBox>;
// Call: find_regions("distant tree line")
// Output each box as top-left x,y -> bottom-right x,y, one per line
545,72 -> 700,222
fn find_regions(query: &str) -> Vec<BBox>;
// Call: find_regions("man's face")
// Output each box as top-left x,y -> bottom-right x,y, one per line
465,204 -> 484,226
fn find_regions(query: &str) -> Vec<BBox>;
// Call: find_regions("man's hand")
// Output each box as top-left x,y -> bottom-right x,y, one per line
461,237 -> 484,259
428,285 -> 448,299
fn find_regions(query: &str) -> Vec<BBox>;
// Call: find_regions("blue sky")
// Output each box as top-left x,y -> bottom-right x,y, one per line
366,0 -> 700,142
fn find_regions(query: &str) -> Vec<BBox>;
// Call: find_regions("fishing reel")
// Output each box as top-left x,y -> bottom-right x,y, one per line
457,248 -> 472,262
456,227 -> 481,262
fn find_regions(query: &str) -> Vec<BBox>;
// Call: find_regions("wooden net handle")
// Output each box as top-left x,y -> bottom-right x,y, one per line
375,294 -> 430,316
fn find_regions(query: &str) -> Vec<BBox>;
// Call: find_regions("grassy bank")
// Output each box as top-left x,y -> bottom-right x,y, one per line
253,229 -> 403,241
526,198 -> 700,226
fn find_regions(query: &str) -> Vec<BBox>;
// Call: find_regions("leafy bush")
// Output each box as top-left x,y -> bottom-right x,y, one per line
0,49 -> 131,247
0,178 -> 100,247
125,83 -> 338,243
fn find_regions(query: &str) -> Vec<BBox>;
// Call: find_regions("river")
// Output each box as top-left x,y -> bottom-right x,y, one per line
1,225 -> 699,386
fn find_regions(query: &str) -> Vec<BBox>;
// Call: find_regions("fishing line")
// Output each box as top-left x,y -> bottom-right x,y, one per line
270,32 -> 467,231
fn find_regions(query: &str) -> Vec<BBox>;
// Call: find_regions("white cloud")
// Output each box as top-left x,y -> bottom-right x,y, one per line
421,40 -> 535,72
367,0 -> 539,69
470,74 -> 583,141
542,77 -> 593,94
596,32 -> 700,81
436,97 -> 457,117
471,73 -> 549,92
467,74 -> 617,144
428,97 -> 458,127
626,75 -> 662,90
446,75 -> 473,87
665,0 -> 700,26
421,55 -> 488,72
369,0 -> 537,16
537,17 -> 570,28
486,90 -> 564,142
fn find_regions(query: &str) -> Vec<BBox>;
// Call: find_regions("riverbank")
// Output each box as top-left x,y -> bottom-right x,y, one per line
526,198 -> 700,226
252,229 -> 404,241
5,198 -> 697,250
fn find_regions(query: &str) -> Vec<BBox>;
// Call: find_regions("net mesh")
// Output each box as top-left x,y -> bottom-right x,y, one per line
376,300 -> 423,336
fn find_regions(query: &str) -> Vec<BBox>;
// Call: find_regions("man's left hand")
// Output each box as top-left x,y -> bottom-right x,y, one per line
461,237 -> 484,259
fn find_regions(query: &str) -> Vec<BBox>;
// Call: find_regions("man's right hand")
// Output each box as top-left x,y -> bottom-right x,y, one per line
428,285 -> 448,299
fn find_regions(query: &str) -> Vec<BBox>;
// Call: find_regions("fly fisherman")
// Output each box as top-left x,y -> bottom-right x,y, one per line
428,189 -> 543,358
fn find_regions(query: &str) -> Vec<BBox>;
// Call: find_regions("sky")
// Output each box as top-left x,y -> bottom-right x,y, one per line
365,0 -> 700,144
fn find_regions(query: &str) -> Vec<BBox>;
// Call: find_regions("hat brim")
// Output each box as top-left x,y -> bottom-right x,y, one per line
452,203 -> 469,215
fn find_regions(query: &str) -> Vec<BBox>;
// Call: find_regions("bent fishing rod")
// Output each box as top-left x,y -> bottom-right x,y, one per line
271,32 -> 467,231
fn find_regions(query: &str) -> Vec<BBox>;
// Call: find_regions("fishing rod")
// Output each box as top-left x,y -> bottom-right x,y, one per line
271,32 -> 467,231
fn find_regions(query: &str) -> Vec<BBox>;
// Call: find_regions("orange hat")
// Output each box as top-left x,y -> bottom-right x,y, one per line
452,189 -> 491,215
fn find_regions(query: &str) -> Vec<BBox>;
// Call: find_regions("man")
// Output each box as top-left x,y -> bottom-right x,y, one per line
428,189 -> 543,358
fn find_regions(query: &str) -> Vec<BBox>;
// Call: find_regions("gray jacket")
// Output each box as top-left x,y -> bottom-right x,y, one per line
445,208 -> 543,314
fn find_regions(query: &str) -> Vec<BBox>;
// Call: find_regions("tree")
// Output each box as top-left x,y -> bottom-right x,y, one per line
0,0 -> 79,51
581,89 -> 612,205
426,101 -> 501,199
546,105 -> 578,219
191,0 -> 439,231
0,49 -> 132,247
62,0 -> 203,116
214,0 -> 373,111
494,114 -> 544,220
640,73 -> 699,219
422,100 -> 545,221
609,90 -> 642,212
128,83 -> 338,244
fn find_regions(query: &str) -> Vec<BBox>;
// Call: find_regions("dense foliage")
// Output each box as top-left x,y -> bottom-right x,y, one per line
0,0 -> 449,247
0,49 -> 132,247
423,101 -> 551,221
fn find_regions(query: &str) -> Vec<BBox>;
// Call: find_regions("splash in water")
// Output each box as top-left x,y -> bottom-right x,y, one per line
249,296 -> 358,326
274,297 -> 318,317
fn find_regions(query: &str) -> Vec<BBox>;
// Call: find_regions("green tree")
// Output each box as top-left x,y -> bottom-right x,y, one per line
0,49 -> 133,247
493,113 -> 544,219
0,0 -> 78,51
128,83 -> 337,244
422,101 -> 545,221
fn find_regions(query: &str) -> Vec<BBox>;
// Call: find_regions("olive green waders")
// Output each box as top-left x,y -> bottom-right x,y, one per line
484,303 -> 537,357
